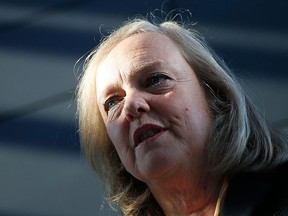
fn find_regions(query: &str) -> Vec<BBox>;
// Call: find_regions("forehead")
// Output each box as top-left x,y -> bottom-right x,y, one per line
101,32 -> 179,66
96,32 -> 185,98
102,32 -> 178,63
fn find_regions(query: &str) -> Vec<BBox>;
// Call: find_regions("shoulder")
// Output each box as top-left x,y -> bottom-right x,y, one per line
221,161 -> 288,216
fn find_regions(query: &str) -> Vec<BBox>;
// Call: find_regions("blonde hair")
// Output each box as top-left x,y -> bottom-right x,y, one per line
77,18 -> 288,215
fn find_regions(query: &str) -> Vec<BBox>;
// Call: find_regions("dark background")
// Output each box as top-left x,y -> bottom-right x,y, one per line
0,1 -> 287,215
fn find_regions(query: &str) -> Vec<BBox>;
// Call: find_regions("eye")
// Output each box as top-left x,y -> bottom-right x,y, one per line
106,99 -> 115,111
146,73 -> 169,87
104,96 -> 122,112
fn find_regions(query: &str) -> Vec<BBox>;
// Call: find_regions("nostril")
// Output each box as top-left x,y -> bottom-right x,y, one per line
125,107 -> 147,122
123,93 -> 150,121
125,113 -> 134,122
137,107 -> 146,113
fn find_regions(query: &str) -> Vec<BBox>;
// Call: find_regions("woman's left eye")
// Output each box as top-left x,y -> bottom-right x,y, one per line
146,74 -> 169,87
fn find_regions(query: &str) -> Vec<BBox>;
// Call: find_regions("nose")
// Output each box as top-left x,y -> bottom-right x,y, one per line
124,91 -> 150,122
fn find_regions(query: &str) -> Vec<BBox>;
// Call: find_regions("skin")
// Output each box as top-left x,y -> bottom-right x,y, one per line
96,32 -> 222,215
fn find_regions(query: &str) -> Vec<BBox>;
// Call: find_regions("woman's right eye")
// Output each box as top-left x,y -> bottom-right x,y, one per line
104,96 -> 122,112
106,99 -> 115,111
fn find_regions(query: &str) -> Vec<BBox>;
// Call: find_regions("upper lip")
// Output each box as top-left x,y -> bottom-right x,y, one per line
133,124 -> 166,147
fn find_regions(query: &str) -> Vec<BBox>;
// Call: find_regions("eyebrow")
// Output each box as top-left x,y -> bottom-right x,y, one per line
129,60 -> 164,75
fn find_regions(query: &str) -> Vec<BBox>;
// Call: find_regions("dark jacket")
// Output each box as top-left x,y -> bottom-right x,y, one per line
221,162 -> 288,216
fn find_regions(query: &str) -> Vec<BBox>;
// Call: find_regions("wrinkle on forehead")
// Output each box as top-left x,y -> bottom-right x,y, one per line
128,60 -> 164,78
95,31 -> 188,101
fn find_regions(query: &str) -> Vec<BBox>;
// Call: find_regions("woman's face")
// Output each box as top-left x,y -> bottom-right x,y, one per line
96,32 -> 212,183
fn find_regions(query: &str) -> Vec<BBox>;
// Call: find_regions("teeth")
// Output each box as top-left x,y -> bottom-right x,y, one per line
139,130 -> 159,142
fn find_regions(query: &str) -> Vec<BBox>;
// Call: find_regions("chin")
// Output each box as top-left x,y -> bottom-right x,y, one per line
136,152 -> 179,181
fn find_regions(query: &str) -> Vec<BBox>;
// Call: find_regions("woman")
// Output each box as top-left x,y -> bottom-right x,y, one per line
77,17 -> 288,215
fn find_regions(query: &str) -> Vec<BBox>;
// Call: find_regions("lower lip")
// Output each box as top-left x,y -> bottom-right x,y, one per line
136,130 -> 166,148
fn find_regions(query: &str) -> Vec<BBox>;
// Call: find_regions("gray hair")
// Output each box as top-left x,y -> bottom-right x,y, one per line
77,18 -> 288,215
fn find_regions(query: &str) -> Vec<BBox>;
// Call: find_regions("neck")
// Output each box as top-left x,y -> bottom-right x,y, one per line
147,171 -> 223,216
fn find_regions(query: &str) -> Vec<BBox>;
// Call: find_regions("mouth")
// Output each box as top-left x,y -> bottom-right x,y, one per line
133,124 -> 166,147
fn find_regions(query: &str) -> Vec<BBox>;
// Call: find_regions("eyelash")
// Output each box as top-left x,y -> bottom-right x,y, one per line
145,73 -> 169,88
104,96 -> 123,112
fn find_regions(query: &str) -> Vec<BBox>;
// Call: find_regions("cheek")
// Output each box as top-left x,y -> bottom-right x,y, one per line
159,88 -> 212,137
107,122 -> 133,160
107,123 -> 138,177
107,123 -> 125,150
154,91 -> 189,116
